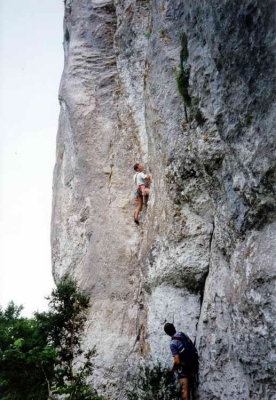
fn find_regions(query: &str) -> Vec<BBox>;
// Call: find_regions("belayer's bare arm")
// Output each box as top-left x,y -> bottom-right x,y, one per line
172,355 -> 181,371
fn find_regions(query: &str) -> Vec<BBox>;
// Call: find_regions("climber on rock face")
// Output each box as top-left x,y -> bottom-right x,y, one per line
164,323 -> 199,400
133,163 -> 151,225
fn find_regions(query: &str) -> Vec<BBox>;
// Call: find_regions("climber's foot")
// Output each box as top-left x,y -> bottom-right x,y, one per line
134,217 -> 139,225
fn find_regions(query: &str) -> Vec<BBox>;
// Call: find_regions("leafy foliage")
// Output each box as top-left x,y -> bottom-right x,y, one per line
0,302 -> 56,400
126,362 -> 180,400
0,278 -> 104,400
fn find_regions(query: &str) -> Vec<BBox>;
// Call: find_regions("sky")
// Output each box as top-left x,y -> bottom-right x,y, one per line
0,0 -> 64,316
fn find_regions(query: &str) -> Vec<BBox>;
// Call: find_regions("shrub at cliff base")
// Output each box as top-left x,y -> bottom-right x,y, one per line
126,362 -> 180,400
0,277 -> 104,400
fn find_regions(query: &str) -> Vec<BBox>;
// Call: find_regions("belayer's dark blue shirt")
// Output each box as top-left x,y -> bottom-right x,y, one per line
170,332 -> 185,356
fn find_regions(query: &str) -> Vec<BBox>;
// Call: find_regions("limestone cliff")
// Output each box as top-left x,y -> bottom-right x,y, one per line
52,0 -> 276,398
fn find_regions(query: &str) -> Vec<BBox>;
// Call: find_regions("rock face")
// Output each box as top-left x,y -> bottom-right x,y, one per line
52,0 -> 276,398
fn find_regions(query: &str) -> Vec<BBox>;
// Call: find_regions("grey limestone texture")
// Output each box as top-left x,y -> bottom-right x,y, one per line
52,0 -> 276,398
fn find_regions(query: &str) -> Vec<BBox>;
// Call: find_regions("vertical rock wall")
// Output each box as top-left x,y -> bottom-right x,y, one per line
52,0 -> 276,398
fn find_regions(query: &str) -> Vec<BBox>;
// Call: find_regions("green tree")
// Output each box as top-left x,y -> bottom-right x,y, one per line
36,277 -> 102,399
0,278 -> 104,400
0,302 -> 56,400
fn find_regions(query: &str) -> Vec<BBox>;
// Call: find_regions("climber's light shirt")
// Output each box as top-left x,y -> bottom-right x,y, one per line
134,172 -> 147,186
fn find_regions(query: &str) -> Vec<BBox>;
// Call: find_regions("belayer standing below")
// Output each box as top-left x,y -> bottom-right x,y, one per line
164,323 -> 199,400
133,163 -> 151,224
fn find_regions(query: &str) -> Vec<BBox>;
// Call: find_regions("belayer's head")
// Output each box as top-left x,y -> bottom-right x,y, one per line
164,322 -> 176,337
133,163 -> 144,172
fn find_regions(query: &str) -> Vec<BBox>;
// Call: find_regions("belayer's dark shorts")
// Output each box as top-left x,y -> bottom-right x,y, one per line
177,364 -> 196,380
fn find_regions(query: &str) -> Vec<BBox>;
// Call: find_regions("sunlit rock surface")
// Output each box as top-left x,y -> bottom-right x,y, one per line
52,0 -> 276,398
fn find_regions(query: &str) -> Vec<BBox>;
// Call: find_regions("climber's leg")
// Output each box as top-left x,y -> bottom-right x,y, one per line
134,195 -> 143,223
141,185 -> 149,206
143,187 -> 150,196
179,377 -> 189,400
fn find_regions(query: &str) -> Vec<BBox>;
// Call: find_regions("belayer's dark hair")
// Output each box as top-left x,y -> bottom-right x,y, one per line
164,323 -> 176,336
133,163 -> 140,171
